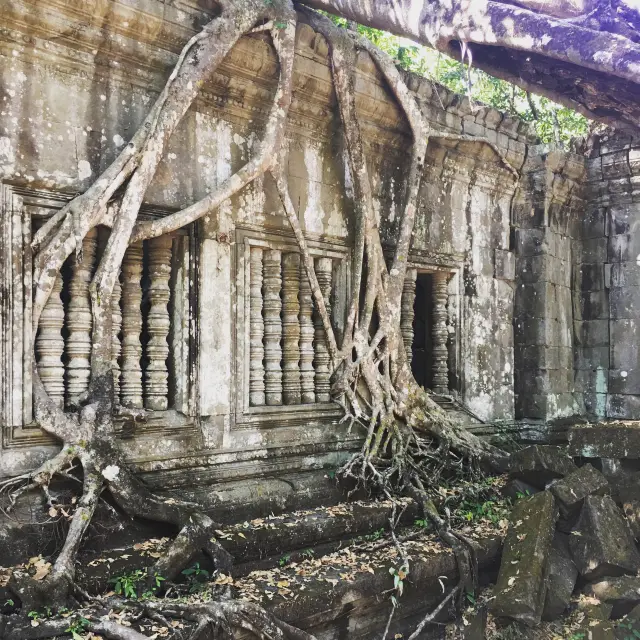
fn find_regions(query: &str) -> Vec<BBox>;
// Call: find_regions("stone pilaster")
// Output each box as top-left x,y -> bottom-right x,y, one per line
145,235 -> 172,410
263,249 -> 283,406
120,242 -> 143,408
282,252 -> 301,405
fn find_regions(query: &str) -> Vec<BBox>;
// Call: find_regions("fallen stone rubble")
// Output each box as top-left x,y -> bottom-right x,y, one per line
488,423 -> 640,638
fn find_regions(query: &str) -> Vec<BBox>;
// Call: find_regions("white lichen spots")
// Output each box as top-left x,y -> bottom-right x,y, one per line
0,136 -> 16,167
168,152 -> 177,161
540,34 -> 552,46
101,465 -> 120,481
100,94 -> 107,102
77,160 -> 92,180
303,143 -> 324,233
593,51 -> 613,65
621,371 -> 628,378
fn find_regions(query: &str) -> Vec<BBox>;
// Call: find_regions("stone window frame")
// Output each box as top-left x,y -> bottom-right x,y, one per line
233,225 -> 351,430
0,182 -> 201,451
405,250 -> 464,398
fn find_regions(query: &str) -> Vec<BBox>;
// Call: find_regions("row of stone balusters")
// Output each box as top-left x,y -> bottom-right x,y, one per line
36,230 -> 174,411
249,248 -> 334,406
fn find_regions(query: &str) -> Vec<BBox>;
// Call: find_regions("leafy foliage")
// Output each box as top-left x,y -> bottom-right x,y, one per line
321,12 -> 590,145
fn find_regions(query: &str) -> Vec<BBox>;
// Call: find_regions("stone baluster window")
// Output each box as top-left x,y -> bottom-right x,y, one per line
32,222 -> 197,418
239,229 -> 349,419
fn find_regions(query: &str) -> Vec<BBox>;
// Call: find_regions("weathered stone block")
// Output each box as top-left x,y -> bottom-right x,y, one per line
623,500 -> 640,540
581,291 -> 609,320
610,286 -> 640,320
542,533 -> 578,621
569,495 -> 640,581
490,491 -> 558,626
607,395 -> 640,420
569,424 -> 640,459
494,249 -> 515,281
509,445 -> 577,489
581,237 -> 608,264
549,464 -> 609,530
585,576 -> 640,618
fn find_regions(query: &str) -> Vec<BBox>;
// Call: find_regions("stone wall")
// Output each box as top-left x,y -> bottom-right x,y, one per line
579,132 -> 640,420
0,0 -> 572,496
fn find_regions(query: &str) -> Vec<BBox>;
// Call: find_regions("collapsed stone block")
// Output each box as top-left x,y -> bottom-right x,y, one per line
569,423 -> 640,459
569,495 -> 640,581
490,491 -> 558,626
549,464 -> 609,530
623,500 -> 640,540
542,533 -> 578,621
509,445 -> 577,489
502,478 -> 539,502
585,576 -> 640,618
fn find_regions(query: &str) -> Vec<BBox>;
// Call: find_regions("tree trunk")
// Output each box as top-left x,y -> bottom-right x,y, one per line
300,0 -> 640,131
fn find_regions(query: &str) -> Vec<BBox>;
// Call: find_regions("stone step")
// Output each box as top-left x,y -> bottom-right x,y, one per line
76,498 -> 421,592
233,530 -> 503,639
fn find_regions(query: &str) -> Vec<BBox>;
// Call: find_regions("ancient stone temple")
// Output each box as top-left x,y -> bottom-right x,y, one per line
0,0 -> 639,515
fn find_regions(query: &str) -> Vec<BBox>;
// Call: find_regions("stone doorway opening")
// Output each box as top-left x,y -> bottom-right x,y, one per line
411,272 -> 435,390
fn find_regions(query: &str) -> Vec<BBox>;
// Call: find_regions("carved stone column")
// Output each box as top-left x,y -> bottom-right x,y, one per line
263,249 -> 283,406
299,262 -> 315,404
314,257 -> 333,403
145,235 -> 172,410
401,268 -> 417,366
111,276 -> 122,395
282,253 -> 301,405
65,228 -> 97,403
120,242 -> 143,408
432,271 -> 449,395
249,247 -> 265,407
36,275 -> 65,407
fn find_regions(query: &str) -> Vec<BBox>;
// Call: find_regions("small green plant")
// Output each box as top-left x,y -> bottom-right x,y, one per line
568,633 -> 586,640
466,591 -> 476,606
182,562 -> 210,580
364,528 -> 385,542
66,616 -> 91,640
515,490 -> 532,500
388,564 -> 409,598
4,599 -> 14,607
109,569 -> 164,599
617,619 -> 640,640
414,519 -> 429,528
301,548 -> 314,559
27,611 -> 40,621
279,554 -> 291,567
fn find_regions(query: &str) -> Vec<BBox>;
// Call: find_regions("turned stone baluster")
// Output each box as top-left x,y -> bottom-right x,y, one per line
36,275 -> 65,407
432,271 -> 449,395
313,257 -> 333,403
299,263 -> 315,404
401,268 -> 417,366
111,276 -> 122,395
65,228 -> 97,403
282,253 -> 301,405
263,249 -> 283,406
249,247 -> 265,406
145,235 -> 172,411
120,242 -> 144,408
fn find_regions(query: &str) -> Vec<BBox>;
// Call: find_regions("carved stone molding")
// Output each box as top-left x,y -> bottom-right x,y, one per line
282,252 -> 301,406
249,247 -> 265,407
313,257 -> 333,404
263,249 -> 283,406
145,235 -> 173,411
120,242 -> 144,409
432,271 -> 450,395
65,228 -> 97,404
401,268 -> 417,366
299,262 -> 315,405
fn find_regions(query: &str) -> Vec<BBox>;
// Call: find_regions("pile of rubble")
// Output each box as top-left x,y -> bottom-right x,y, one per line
489,422 -> 640,636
